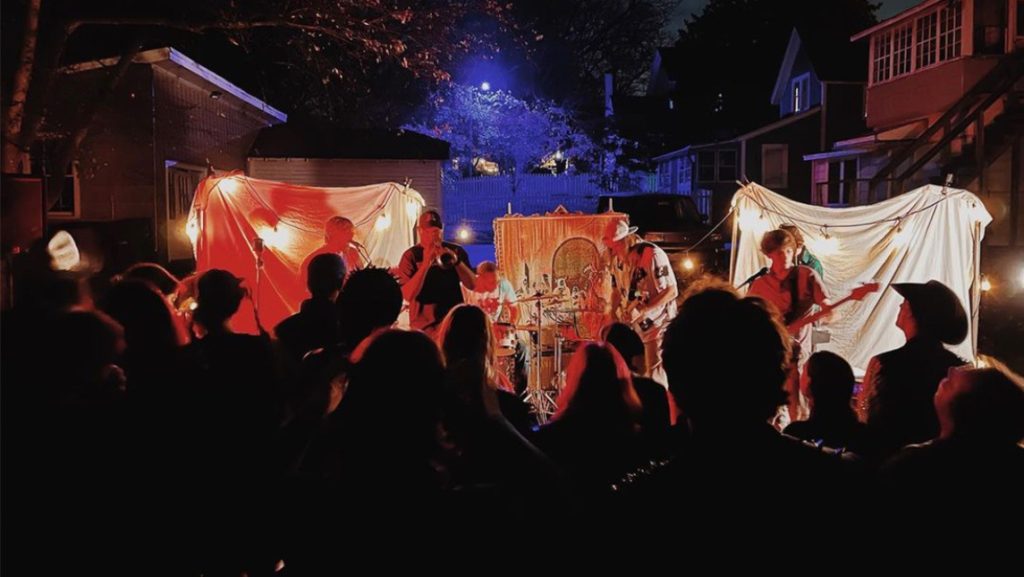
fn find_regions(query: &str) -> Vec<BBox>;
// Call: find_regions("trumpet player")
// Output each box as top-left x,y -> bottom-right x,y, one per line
397,210 -> 476,335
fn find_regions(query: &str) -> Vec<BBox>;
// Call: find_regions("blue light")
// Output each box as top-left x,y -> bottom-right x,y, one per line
480,81 -> 491,91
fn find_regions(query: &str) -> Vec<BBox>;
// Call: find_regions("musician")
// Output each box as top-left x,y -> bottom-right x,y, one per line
747,228 -> 831,422
779,223 -> 824,279
301,216 -> 366,283
397,210 -> 475,335
462,261 -> 519,325
601,218 -> 678,385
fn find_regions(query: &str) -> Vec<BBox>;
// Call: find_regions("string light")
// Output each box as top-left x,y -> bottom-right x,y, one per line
980,275 -> 992,292
807,225 -> 840,256
374,212 -> 392,231
892,217 -> 910,248
216,176 -> 242,196
185,219 -> 200,248
457,226 -> 471,241
406,198 -> 421,220
682,254 -> 696,271
737,207 -> 771,235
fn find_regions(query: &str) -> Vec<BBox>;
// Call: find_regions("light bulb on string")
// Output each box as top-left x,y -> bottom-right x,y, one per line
375,212 -> 392,231
892,217 -> 910,248
406,198 -> 421,221
806,225 -> 840,256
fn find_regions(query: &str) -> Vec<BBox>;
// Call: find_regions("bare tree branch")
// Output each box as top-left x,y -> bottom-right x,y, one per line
3,0 -> 42,173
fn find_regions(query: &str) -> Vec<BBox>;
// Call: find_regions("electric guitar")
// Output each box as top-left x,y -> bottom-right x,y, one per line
786,282 -> 880,337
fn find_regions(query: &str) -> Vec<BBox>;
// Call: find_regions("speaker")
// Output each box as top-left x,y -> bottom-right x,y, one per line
1,175 -> 45,254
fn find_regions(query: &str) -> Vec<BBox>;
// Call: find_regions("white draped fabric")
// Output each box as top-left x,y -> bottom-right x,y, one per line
730,183 -> 991,370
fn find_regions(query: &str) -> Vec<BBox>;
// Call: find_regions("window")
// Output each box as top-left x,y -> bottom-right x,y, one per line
873,31 -> 893,83
165,162 -> 206,261
893,23 -> 913,77
790,73 -> 810,113
717,150 -> 737,182
762,144 -> 789,189
938,2 -> 962,61
1018,1 -> 1024,39
658,161 -> 671,188
677,156 -> 690,187
697,151 -> 717,182
916,12 -> 938,69
30,149 -> 79,218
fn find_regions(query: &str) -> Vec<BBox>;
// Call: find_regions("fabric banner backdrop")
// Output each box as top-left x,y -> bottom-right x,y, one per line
731,182 -> 992,371
187,174 -> 425,334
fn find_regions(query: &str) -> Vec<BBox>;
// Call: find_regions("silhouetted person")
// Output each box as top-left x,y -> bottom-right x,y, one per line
879,359 -> 1024,519
601,321 -> 671,455
186,269 -> 280,574
275,252 -> 346,364
785,351 -> 873,457
625,280 -> 852,529
437,304 -> 535,434
531,342 -> 649,500
859,280 -> 967,455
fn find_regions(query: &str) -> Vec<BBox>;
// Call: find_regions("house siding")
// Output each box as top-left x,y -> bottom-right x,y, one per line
246,157 -> 443,211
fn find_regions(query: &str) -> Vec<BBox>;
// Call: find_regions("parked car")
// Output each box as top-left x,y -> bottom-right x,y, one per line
597,193 -> 729,285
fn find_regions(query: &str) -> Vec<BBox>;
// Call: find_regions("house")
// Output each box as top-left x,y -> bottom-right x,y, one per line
807,0 -> 1023,249
44,47 -> 287,265
653,26 -> 868,223
247,121 -> 450,212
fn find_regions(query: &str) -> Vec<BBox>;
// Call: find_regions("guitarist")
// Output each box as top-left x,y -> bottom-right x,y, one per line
748,228 -> 831,424
602,218 -> 679,386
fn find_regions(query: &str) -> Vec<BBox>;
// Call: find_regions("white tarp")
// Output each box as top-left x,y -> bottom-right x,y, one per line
731,182 -> 991,371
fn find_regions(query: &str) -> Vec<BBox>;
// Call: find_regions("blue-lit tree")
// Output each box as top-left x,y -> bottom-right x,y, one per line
405,83 -> 600,194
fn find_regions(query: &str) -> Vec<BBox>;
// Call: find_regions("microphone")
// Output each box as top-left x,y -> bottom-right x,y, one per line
738,267 -> 769,289
349,240 -> 371,265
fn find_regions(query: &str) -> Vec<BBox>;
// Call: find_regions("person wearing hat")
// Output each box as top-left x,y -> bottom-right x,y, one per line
601,218 -> 678,385
858,279 -> 968,454
397,210 -> 475,335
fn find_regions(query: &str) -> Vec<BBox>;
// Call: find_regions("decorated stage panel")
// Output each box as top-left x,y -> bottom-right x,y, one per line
494,209 -> 625,389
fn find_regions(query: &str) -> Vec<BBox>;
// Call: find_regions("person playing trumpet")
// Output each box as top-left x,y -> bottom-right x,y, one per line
397,210 -> 476,336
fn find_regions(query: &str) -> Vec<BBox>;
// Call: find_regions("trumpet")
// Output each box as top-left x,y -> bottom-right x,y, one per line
435,242 -> 457,269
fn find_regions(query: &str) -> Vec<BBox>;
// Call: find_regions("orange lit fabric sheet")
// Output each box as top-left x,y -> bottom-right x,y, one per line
188,174 -> 424,334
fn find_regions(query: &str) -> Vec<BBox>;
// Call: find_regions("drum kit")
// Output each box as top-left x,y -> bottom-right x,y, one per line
506,292 -> 604,421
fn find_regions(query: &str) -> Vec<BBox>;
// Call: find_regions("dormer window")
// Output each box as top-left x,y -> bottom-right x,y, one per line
791,73 -> 810,113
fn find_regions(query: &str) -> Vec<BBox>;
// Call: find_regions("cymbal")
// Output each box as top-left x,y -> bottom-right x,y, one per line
514,293 -> 565,303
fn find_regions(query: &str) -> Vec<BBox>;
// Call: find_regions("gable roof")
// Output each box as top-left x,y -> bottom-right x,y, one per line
249,121 -> 450,160
771,27 -> 867,105
63,47 -> 287,123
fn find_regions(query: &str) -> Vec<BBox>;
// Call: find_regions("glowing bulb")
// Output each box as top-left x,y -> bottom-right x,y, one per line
189,301 -> 198,311
892,226 -> 910,248
804,233 -> 840,256
738,209 -> 770,235
683,256 -> 695,271
457,226 -> 471,241
254,224 -> 290,250
217,176 -> 242,196
405,199 -> 421,220
375,212 -> 392,231
47,230 -> 81,271
980,276 -> 992,292
480,81 -> 491,91
968,201 -> 989,223
185,219 -> 200,248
